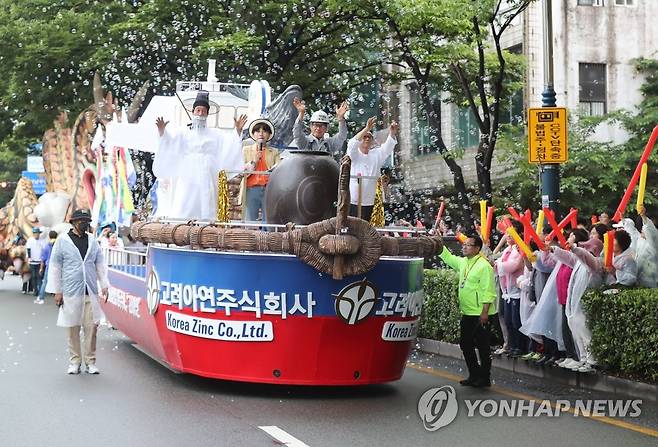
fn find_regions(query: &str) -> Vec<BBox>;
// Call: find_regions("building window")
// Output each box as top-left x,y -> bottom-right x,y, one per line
453,107 -> 480,149
579,63 -> 606,116
409,88 -> 436,156
578,0 -> 604,5
614,0 -> 633,5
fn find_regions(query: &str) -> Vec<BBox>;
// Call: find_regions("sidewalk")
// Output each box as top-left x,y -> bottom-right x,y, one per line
417,337 -> 658,403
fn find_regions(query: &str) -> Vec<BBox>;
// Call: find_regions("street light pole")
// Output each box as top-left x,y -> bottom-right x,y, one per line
540,0 -> 559,213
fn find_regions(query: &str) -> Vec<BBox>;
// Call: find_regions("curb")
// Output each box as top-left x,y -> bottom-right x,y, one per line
416,338 -> 658,402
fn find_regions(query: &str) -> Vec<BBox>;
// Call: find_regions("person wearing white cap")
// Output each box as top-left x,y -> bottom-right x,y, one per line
292,97 -> 349,153
153,91 -> 248,220
25,227 -> 46,297
346,116 -> 399,221
239,119 -> 280,223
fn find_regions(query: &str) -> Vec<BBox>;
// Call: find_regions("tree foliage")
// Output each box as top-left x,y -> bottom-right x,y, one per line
495,58 -> 658,217
0,0 -> 387,207
331,0 -> 531,227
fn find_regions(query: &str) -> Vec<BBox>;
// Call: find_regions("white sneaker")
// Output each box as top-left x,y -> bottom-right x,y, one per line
85,364 -> 100,374
568,361 -> 585,371
33,298 -> 39,303
560,359 -> 579,369
67,363 -> 81,374
36,299 -> 44,304
577,364 -> 595,373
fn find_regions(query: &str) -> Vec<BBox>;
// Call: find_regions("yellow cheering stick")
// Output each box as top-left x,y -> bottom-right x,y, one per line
505,225 -> 537,263
479,200 -> 487,242
636,163 -> 648,215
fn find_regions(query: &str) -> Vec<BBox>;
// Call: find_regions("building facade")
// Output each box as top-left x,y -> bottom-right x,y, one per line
388,0 -> 658,213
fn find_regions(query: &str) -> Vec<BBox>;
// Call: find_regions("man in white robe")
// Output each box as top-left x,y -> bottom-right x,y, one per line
152,91 -> 247,220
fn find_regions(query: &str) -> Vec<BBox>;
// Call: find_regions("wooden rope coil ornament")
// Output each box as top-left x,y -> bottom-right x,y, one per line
129,219 -> 444,277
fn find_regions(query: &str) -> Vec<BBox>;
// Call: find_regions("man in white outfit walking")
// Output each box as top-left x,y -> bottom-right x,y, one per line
47,209 -> 109,374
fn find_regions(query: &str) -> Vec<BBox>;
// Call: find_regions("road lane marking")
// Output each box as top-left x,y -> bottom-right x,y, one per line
258,425 -> 310,447
408,363 -> 658,439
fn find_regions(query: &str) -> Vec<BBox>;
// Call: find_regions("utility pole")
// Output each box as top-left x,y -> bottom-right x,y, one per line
540,0 -> 559,213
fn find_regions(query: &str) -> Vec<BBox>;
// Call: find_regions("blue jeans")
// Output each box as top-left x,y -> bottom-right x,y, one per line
503,298 -> 522,351
29,263 -> 41,296
245,186 -> 267,223
38,265 -> 48,301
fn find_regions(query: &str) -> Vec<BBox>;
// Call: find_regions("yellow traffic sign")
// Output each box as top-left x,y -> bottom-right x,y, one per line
528,107 -> 568,164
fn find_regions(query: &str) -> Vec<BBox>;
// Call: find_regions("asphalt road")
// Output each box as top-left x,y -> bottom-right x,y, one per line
1,275 -> 656,447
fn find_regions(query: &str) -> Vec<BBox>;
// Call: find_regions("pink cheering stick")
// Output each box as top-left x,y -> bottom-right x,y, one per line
431,201 -> 446,233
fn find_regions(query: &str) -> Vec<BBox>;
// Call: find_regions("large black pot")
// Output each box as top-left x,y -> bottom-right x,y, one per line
265,151 -> 339,225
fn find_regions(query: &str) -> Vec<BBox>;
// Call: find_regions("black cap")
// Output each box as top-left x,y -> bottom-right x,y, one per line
192,91 -> 210,112
70,209 -> 92,222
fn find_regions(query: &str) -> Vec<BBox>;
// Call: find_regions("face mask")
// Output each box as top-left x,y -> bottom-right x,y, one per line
75,222 -> 90,233
191,115 -> 207,129
49,238 -> 56,243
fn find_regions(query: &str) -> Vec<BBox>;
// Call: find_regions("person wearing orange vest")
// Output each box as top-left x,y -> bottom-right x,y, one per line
239,119 -> 280,223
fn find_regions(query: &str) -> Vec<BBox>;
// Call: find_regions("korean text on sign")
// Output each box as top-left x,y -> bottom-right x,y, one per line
528,107 -> 568,164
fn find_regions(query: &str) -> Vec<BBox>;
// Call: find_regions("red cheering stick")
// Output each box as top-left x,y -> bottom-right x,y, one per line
543,208 -> 569,249
613,125 -> 658,222
546,208 -> 578,240
508,207 -> 546,251
501,217 -> 513,232
507,206 -> 521,221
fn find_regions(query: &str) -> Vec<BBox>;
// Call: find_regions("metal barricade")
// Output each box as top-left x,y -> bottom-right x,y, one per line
103,246 -> 148,279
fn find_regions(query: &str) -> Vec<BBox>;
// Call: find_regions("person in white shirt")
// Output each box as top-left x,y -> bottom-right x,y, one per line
25,227 -> 46,297
346,117 -> 399,221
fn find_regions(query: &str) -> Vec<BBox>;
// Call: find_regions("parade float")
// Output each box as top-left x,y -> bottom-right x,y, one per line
92,62 -> 444,385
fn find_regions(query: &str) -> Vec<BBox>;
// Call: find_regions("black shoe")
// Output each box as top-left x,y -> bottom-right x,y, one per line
535,355 -> 549,365
459,377 -> 478,386
472,377 -> 492,387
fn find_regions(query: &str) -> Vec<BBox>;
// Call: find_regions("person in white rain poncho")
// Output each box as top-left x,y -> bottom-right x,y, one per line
550,236 -> 604,373
153,91 -> 247,220
47,209 -> 109,375
346,117 -> 399,222
620,206 -> 658,288
520,244 -> 566,356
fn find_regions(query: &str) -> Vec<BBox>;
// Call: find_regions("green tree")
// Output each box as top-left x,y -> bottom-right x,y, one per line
496,57 -> 658,218
330,0 -> 531,227
88,0 -> 385,115
495,118 -> 635,216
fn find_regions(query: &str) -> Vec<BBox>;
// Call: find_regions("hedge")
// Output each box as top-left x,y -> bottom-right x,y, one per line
418,269 -> 461,344
419,268 -> 658,383
582,288 -> 658,383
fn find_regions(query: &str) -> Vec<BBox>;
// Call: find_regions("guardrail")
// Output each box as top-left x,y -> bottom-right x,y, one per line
103,246 -> 148,279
